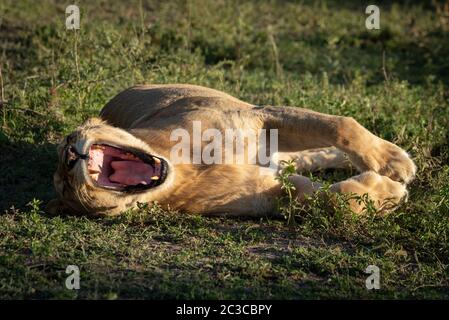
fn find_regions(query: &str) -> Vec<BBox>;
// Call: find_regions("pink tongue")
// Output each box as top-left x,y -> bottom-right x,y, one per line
109,160 -> 154,185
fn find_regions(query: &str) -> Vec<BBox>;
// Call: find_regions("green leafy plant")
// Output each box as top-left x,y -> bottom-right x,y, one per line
276,159 -> 381,226
275,160 -> 303,225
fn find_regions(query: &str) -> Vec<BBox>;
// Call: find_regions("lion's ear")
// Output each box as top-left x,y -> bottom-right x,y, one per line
45,198 -> 65,216
82,117 -> 106,127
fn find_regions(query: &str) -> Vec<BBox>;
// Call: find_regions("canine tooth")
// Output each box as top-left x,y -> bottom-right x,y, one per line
92,145 -> 105,150
90,173 -> 99,180
89,168 -> 101,174
151,176 -> 159,180
153,157 -> 161,164
126,152 -> 138,160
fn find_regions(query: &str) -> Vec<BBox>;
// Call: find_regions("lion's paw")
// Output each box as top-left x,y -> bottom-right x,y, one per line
349,139 -> 416,184
333,171 -> 409,214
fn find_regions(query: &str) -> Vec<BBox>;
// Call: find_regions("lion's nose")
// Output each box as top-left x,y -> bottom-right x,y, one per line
66,145 -> 89,169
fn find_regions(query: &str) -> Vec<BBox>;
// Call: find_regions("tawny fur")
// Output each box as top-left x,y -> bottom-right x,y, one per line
47,84 -> 416,217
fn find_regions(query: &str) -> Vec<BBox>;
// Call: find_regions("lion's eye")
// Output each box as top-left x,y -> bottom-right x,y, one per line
66,146 -> 79,170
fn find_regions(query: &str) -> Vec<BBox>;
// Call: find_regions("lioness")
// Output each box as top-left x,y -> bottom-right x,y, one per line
47,84 -> 416,217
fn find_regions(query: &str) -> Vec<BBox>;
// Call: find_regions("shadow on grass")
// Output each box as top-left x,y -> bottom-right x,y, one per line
21,264 -> 328,299
0,140 -> 58,212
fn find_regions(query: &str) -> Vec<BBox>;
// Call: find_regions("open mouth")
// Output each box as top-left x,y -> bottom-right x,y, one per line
87,144 -> 167,192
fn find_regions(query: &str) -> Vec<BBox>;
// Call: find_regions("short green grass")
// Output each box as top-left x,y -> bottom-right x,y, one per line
1,0 -> 448,299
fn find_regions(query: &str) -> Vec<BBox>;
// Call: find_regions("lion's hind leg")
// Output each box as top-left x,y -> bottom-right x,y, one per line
277,147 -> 351,172
327,171 -> 408,214
289,171 -> 407,215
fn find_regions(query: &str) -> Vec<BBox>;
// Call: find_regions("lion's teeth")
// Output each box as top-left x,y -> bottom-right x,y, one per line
89,168 -> 101,174
151,176 -> 159,180
90,173 -> 99,180
153,157 -> 161,164
125,152 -> 139,160
92,145 -> 105,150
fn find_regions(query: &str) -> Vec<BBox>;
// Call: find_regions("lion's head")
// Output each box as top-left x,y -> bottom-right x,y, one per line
46,118 -> 173,216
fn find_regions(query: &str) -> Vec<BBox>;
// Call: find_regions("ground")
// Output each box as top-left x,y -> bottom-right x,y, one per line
0,0 -> 448,299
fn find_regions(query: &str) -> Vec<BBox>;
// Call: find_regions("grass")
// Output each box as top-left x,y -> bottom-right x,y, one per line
1,0 -> 449,299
